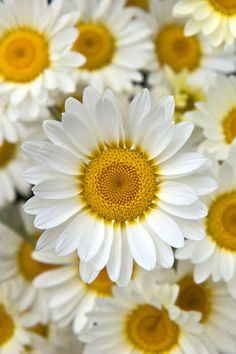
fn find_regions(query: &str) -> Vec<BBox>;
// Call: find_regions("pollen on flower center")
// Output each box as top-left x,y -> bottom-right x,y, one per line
0,27 -> 49,83
209,0 -> 236,15
177,276 -> 212,323
207,191 -> 236,251
80,146 -> 158,224
155,24 -> 202,73
0,304 -> 15,346
126,0 -> 149,11
223,108 -> 236,144
73,23 -> 115,71
18,241 -> 58,282
0,141 -> 17,168
125,304 -> 179,352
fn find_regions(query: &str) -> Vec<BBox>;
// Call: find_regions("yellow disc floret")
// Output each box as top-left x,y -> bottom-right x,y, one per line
73,23 -> 115,71
0,304 -> 15,346
0,141 -> 17,168
0,27 -> 49,83
209,0 -> 236,15
126,0 -> 149,11
80,145 -> 158,224
155,24 -> 202,73
223,108 -> 236,144
125,304 -> 179,352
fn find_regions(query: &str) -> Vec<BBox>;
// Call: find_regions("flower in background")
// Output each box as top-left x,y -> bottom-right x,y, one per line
0,0 -> 85,121
148,0 -> 236,87
80,278 -> 206,354
174,0 -> 236,46
188,75 -> 236,160
176,144 -> 236,287
23,87 -> 215,285
68,0 -> 152,92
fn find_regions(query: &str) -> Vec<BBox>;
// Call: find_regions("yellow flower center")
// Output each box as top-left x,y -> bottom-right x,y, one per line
73,23 -> 115,71
126,0 -> 149,11
18,241 -> 58,282
0,141 -> 17,168
223,108 -> 236,144
27,323 -> 49,338
80,146 -> 158,224
86,268 -> 114,297
0,304 -> 15,347
125,304 -> 179,352
209,0 -> 236,15
175,87 -> 204,123
0,27 -> 49,83
155,24 -> 202,73
177,275 -> 212,323
207,191 -> 236,251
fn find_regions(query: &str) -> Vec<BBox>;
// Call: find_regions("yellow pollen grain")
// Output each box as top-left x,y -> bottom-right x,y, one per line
18,241 -> 59,282
0,140 -> 17,168
126,0 -> 149,11
0,304 -> 15,346
79,146 -> 158,224
209,0 -> 236,15
177,275 -> 212,323
223,108 -> 236,144
155,24 -> 202,73
73,22 -> 115,71
0,27 -> 49,83
207,191 -> 236,251
125,304 -> 179,352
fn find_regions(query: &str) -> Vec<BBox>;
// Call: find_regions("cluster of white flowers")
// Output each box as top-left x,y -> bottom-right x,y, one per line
0,0 -> 236,353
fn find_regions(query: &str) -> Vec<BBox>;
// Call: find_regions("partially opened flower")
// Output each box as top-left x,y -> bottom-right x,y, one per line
174,0 -> 236,46
0,0 -> 85,121
23,87 -> 215,285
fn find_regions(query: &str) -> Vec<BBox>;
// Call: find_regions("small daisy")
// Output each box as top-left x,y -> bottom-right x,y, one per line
23,87 -> 215,284
174,0 -> 236,46
69,0 -> 152,92
152,261 -> 236,353
0,207 -> 59,324
176,143 -> 236,286
80,279 -> 206,354
188,74 -> 236,160
148,0 -> 236,87
0,284 -> 30,354
0,0 -> 85,121
33,249 -> 141,334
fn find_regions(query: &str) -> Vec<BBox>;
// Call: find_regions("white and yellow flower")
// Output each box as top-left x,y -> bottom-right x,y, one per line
174,0 -> 236,46
0,285 -> 30,354
0,0 -> 85,121
187,75 -> 236,160
176,144 -> 236,287
23,87 -> 215,285
148,0 -> 236,86
80,278 -> 206,354
68,0 -> 152,92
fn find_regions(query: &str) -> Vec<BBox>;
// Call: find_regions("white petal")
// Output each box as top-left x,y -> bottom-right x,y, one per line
159,152 -> 207,176
159,181 -> 198,205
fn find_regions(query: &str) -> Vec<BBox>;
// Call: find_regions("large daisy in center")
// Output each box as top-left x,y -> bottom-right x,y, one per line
23,87 -> 215,284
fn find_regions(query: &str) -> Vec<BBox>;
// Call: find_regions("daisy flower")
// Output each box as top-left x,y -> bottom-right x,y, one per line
0,207 -> 58,324
188,75 -> 236,160
148,0 -> 236,87
176,143 -> 236,286
33,249 -> 141,334
0,0 -> 85,121
23,87 -> 215,285
152,261 -> 236,353
68,0 -> 152,92
80,279 -> 206,354
174,0 -> 236,46
0,284 -> 30,354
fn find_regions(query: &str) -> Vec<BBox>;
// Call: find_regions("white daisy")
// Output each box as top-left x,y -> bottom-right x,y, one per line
0,207 -> 58,324
0,0 -> 85,121
151,261 -> 236,353
68,0 -> 152,92
148,0 -> 236,87
80,278 -> 206,354
0,284 -> 30,354
176,143 -> 236,286
23,87 -> 215,285
33,249 -> 141,334
174,0 -> 236,46
188,74 -> 236,160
